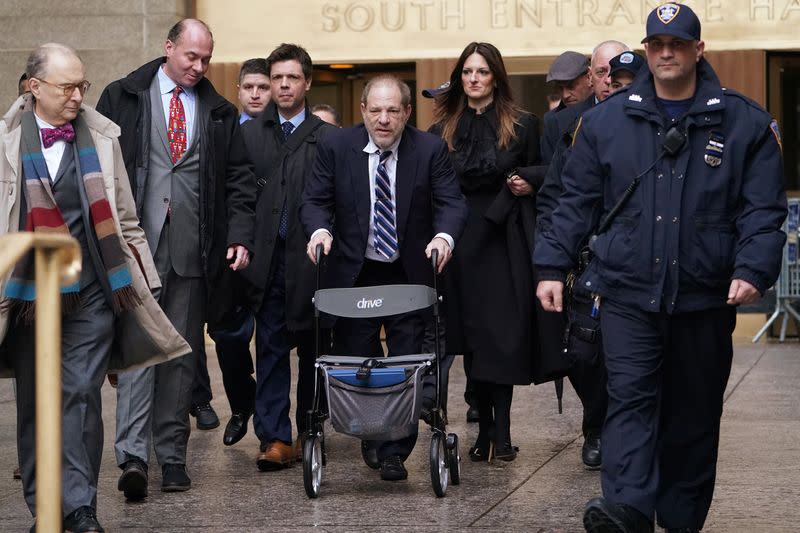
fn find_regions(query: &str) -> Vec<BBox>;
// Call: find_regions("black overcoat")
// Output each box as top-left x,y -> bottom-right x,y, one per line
240,102 -> 334,331
434,105 -> 543,385
96,57 -> 257,328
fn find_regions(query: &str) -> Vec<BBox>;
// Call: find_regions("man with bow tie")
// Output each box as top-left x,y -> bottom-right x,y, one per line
96,19 -> 256,500
0,43 -> 190,533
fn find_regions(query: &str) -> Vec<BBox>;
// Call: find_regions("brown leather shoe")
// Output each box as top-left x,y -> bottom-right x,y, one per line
256,441 -> 294,471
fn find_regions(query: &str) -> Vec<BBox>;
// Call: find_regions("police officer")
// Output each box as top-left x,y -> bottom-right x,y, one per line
607,51 -> 646,94
535,4 -> 787,532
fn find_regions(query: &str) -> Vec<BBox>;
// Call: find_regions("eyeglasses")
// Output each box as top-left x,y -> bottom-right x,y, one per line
34,78 -> 91,97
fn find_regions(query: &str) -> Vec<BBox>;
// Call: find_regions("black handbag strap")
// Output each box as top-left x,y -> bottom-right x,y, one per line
256,118 -> 325,190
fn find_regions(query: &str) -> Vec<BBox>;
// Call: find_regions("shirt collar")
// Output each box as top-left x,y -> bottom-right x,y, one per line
33,112 -> 56,131
363,133 -> 402,159
278,109 -> 306,130
239,112 -> 253,124
158,65 -> 195,96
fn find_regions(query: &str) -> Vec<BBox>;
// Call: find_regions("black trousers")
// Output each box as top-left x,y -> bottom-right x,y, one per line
208,306 -> 256,416
333,259 -> 424,461
600,299 -> 735,530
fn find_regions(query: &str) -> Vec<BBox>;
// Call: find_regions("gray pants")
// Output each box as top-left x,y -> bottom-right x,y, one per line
114,223 -> 205,467
10,281 -> 113,517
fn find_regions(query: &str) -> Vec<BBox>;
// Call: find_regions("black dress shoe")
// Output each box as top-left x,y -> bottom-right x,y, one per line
361,440 -> 380,469
190,402 -> 220,430
583,497 -> 654,533
582,435 -> 602,469
493,442 -> 519,462
63,506 -> 104,532
466,406 -> 480,423
161,463 -> 191,492
118,457 -> 148,501
223,412 -> 251,446
379,455 -> 408,481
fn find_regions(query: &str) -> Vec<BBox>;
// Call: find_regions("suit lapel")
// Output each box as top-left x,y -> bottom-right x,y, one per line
394,128 -> 417,245
350,130 -> 371,245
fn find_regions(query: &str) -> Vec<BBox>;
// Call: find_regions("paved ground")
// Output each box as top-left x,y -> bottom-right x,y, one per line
0,337 -> 798,532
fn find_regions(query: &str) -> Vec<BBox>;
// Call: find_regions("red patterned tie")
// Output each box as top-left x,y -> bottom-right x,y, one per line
168,86 -> 186,163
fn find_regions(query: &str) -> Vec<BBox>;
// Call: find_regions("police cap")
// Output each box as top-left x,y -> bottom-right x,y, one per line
421,81 -> 450,98
609,51 -> 646,77
546,51 -> 590,83
642,3 -> 701,43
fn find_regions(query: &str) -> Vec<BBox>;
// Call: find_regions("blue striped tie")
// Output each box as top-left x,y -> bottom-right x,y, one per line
373,150 -> 397,258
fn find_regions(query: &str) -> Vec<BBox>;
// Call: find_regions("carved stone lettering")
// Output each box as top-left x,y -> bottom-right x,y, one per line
322,4 -> 340,32
381,1 -> 406,30
751,0 -> 774,20
578,0 -> 602,26
517,0 -> 543,28
411,0 -> 435,30
492,0 -> 509,28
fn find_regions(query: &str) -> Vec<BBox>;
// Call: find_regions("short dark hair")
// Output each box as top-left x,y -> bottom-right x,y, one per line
311,103 -> 339,124
266,44 -> 312,80
166,18 -> 213,46
239,58 -> 268,84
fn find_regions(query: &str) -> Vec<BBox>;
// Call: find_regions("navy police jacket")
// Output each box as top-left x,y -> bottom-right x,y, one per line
534,58 -> 787,314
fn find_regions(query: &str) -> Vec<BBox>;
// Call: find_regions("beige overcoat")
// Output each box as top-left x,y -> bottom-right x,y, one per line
0,94 -> 190,376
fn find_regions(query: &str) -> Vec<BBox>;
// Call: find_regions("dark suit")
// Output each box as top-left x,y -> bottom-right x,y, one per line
238,104 -> 334,444
300,123 -> 467,459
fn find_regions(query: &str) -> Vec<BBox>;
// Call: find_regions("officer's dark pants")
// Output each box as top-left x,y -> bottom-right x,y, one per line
600,298 -> 735,529
568,349 -> 608,438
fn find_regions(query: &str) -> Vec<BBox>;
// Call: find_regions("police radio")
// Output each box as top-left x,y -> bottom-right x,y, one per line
562,126 -> 687,366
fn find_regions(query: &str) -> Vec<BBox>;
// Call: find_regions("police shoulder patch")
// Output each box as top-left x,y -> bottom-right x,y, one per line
770,119 -> 783,152
628,94 -> 642,102
657,4 -> 681,24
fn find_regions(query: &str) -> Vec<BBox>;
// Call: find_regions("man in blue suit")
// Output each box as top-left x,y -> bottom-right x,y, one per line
301,74 -> 467,481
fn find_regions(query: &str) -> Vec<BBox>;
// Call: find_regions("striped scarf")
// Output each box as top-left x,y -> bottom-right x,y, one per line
3,111 -> 140,322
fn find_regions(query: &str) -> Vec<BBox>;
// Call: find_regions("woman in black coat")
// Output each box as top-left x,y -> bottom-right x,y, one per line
431,42 -> 543,462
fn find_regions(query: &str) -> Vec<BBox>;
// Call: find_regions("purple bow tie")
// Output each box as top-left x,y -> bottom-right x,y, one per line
41,123 -> 75,149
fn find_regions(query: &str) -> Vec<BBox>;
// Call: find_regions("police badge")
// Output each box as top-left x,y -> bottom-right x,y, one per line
704,131 -> 724,167
657,4 -> 681,24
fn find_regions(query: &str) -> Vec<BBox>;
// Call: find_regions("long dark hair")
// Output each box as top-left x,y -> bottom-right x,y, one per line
434,42 -> 521,150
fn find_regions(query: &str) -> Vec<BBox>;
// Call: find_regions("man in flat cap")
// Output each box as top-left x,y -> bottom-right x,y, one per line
541,51 -> 592,164
536,3 -> 786,531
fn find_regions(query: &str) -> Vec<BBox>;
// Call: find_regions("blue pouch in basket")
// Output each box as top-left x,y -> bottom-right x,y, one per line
327,367 -> 409,388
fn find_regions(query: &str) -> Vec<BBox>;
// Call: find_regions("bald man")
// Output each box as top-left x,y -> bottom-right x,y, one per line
589,40 -> 629,103
97,19 -> 256,499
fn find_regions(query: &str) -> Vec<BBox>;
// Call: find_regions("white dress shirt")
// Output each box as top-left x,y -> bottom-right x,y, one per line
311,132 -> 455,261
157,66 -> 197,148
34,113 -> 68,182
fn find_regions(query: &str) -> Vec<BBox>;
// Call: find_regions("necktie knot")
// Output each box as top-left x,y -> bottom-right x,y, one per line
379,150 -> 392,163
282,121 -> 295,139
173,85 -> 182,97
41,123 -> 75,149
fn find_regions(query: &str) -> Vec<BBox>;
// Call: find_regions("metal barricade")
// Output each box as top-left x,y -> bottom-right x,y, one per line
753,199 -> 800,342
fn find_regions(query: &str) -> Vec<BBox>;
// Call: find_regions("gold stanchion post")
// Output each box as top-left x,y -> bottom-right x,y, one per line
34,247 -> 63,533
